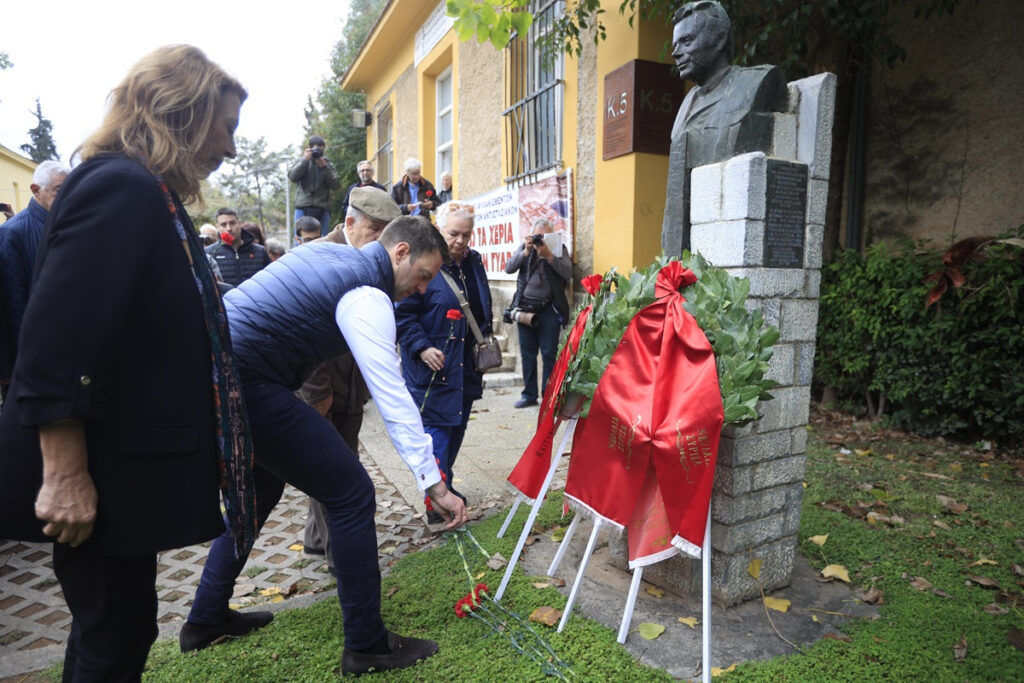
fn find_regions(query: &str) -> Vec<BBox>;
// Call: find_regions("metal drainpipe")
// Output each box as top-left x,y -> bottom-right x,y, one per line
845,49 -> 870,251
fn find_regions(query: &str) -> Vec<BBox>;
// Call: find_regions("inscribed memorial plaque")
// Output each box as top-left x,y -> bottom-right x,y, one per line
763,160 -> 808,268
603,60 -> 686,160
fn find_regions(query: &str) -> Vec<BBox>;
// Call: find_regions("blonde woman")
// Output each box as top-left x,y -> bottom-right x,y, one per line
0,45 -> 260,680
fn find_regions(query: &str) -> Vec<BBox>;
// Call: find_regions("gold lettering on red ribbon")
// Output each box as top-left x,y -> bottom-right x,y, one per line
676,424 -> 713,484
607,415 -> 643,469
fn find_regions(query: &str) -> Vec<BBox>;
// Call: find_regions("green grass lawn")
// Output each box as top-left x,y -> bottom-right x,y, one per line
43,413 -> 1024,681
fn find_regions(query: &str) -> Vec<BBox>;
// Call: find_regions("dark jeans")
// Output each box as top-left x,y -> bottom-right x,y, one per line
188,380 -> 385,650
518,303 -> 561,401
294,207 -> 331,236
52,542 -> 158,682
424,395 -> 474,497
304,409 -> 364,569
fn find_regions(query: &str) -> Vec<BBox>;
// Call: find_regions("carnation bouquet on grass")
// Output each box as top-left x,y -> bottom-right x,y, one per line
559,252 -> 779,423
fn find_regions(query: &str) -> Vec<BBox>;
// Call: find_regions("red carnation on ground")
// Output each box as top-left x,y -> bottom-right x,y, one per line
446,309 -> 463,321
581,274 -> 603,295
220,232 -> 234,246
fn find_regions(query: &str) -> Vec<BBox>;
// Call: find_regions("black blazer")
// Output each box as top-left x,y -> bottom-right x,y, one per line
0,155 -> 223,557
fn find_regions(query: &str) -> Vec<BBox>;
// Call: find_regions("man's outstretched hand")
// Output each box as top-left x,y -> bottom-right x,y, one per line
426,482 -> 468,530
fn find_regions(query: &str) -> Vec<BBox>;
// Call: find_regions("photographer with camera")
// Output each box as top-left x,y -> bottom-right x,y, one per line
503,219 -> 572,409
288,135 -> 340,238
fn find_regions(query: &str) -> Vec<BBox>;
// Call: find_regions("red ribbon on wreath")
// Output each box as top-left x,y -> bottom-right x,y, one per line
564,261 -> 723,563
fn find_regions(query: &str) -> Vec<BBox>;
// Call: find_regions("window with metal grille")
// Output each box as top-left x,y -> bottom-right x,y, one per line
503,0 -> 564,185
375,104 -> 393,190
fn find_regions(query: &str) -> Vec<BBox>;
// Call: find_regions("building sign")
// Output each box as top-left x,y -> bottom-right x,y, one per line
603,60 -> 687,160
415,1 -> 455,66
463,171 -> 574,281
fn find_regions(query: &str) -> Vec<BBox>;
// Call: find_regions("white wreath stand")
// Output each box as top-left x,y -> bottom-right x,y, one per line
495,416 -> 713,683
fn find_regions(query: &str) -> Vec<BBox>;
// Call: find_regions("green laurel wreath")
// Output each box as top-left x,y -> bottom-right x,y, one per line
560,252 -> 780,423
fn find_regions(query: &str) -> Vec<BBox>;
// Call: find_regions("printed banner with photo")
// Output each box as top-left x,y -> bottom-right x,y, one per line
463,171 -> 574,281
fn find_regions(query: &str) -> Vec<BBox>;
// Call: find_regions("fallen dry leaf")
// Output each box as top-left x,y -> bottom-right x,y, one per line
867,511 -> 906,526
933,589 -> 950,599
937,495 -> 968,514
380,546 -> 395,555
934,520 -> 951,531
385,585 -> 399,598
1012,564 -> 1024,577
487,553 -> 507,570
288,543 -> 305,552
860,587 -> 884,605
678,616 -> 699,629
763,596 -> 791,613
968,558 -> 998,567
966,574 -> 1000,589
523,535 -> 540,547
1008,628 -> 1024,653
711,663 -> 737,676
232,583 -> 256,598
823,632 -> 852,643
952,636 -> 968,662
748,558 -> 763,580
529,606 -> 561,627
909,576 -> 933,591
259,587 -> 282,597
547,576 -> 566,587
533,582 -> 552,589
808,534 -> 829,547
949,462 -> 963,473
475,571 -> 486,580
646,585 -> 665,598
822,564 -> 851,583
638,622 -> 665,640
983,603 -> 1009,615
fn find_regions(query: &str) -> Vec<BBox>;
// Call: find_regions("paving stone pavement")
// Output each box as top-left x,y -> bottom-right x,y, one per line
0,454 -> 443,675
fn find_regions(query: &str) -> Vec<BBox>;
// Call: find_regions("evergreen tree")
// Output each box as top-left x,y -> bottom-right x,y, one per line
311,0 -> 389,220
21,98 -> 60,162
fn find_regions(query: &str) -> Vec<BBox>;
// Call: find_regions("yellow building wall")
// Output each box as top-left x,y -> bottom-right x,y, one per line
0,146 -> 37,214
591,12 -> 675,275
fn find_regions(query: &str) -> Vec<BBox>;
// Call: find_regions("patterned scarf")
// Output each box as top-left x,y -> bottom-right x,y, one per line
154,175 -> 257,558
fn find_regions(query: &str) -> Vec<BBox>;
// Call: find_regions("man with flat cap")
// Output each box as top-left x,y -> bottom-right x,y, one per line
662,0 -> 788,256
298,186 -> 402,569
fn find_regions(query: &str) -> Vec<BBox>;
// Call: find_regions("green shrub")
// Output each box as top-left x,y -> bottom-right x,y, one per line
814,228 -> 1024,444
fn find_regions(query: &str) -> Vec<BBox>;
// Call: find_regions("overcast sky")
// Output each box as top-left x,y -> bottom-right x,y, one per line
0,0 -> 354,169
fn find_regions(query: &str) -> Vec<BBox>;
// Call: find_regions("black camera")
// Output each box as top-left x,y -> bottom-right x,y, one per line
0,203 -> 11,214
529,234 -> 544,246
502,306 -> 538,327
311,148 -> 323,160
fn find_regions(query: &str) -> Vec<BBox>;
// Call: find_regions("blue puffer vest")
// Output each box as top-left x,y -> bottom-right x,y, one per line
224,240 -> 395,389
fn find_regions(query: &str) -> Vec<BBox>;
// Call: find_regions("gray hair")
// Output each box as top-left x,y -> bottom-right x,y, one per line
265,238 -> 286,257
357,160 -> 373,170
403,157 -> 422,173
33,160 -> 71,187
435,201 -> 474,230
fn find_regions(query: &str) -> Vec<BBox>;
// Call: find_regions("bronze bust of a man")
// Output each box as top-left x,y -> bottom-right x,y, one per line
661,0 -> 788,256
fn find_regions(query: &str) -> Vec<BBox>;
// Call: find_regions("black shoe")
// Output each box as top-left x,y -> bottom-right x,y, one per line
426,510 -> 444,525
179,609 -> 274,652
514,398 -> 538,408
304,545 -> 326,556
341,630 -> 439,676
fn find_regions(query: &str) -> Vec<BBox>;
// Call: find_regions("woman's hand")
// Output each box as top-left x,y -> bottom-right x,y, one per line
420,347 -> 445,372
36,421 -> 97,547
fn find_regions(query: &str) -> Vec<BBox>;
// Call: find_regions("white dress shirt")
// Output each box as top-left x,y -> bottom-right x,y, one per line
335,286 -> 440,491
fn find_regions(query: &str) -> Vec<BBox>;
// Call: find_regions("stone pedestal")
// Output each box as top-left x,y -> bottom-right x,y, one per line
612,73 -> 836,606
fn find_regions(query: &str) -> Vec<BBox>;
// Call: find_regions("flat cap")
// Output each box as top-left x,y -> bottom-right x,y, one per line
349,186 -> 402,223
